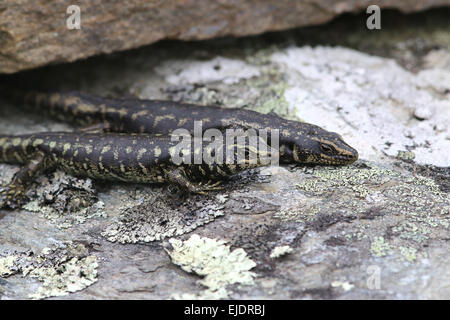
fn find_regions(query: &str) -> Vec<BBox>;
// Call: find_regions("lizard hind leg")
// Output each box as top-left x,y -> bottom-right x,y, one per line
0,153 -> 48,210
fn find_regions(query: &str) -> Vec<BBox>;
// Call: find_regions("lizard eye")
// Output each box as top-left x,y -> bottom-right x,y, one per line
320,144 -> 334,154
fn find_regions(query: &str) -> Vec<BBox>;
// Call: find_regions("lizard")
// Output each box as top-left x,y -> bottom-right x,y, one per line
2,90 -> 359,166
0,131 -> 276,209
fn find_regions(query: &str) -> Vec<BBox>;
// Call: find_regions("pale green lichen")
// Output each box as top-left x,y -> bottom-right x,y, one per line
244,47 -> 279,66
274,198 -> 320,222
399,246 -> 418,262
166,234 -> 256,299
155,50 -> 299,127
397,150 -> 416,161
392,222 -> 431,243
270,245 -> 293,259
251,81 -> 290,114
297,164 -> 399,198
0,256 -> 17,277
284,162 -> 449,256
244,71 -> 300,121
370,236 -> 392,257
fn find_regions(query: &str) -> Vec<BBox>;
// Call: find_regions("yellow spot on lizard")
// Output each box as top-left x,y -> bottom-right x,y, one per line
154,146 -> 161,157
102,145 -> 111,154
32,139 -> 44,147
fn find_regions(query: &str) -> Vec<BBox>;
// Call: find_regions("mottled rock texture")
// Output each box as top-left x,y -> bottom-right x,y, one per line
0,9 -> 449,300
1,0 -> 450,73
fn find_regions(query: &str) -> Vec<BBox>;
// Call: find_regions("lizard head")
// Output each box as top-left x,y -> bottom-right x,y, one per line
280,124 -> 358,165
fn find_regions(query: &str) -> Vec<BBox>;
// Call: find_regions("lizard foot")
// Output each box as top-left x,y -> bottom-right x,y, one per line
189,180 -> 223,195
0,184 -> 28,210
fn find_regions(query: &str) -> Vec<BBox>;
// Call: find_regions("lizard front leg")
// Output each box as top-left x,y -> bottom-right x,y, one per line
0,153 -> 48,209
165,168 -> 222,195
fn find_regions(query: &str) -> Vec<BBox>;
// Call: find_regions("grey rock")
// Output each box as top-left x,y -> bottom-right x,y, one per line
1,0 -> 450,73
0,10 -> 449,299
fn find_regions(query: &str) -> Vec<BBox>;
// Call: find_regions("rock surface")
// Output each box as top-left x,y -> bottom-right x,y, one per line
0,9 -> 449,299
1,0 -> 450,73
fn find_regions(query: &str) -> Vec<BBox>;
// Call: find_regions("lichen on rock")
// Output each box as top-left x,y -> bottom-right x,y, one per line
22,171 -> 106,229
165,234 -> 256,299
271,46 -> 450,167
0,256 -> 17,277
370,236 -> 392,257
0,242 -> 98,299
274,160 -> 449,265
102,194 -> 227,243
270,245 -> 293,259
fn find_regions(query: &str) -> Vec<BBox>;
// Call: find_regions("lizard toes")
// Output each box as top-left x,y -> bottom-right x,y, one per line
0,185 -> 27,210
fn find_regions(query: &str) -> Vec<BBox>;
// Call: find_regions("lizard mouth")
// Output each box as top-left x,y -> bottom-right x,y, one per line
319,151 -> 359,165
293,144 -> 358,165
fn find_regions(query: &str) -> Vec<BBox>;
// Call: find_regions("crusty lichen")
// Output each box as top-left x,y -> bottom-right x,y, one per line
397,150 -> 416,161
165,234 -> 256,299
244,74 -> 295,119
28,254 -> 98,300
399,246 -> 418,262
0,242 -> 98,300
276,161 -> 449,263
22,171 -> 106,229
102,194 -> 227,243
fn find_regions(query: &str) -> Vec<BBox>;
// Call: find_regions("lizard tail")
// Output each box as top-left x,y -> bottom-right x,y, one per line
1,84 -> 108,127
0,74 -> 107,125
0,135 -> 31,164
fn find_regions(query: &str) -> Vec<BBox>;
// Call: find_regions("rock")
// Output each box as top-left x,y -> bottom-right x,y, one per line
271,46 -> 450,167
1,0 -> 450,73
0,9 -> 449,300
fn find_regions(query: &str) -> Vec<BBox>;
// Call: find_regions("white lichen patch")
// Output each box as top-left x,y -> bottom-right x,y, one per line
0,242 -> 98,300
102,194 -> 227,243
166,234 -> 257,299
271,46 -> 450,167
156,57 -> 260,85
172,287 -> 229,300
270,245 -> 293,259
22,171 -> 106,229
28,255 -> 98,300
0,256 -> 17,277
331,281 -> 355,292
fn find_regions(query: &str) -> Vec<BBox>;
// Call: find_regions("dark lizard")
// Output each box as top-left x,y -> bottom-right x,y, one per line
4,90 -> 358,166
0,131 -> 275,209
